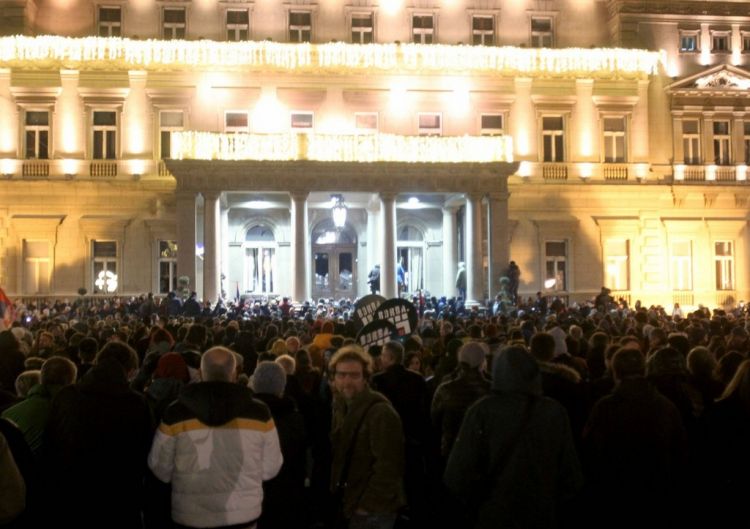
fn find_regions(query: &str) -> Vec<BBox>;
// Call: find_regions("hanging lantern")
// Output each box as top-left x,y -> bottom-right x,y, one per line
331,194 -> 347,229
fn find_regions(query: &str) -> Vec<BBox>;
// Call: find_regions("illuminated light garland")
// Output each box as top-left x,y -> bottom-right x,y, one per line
0,35 -> 664,77
171,131 -> 513,163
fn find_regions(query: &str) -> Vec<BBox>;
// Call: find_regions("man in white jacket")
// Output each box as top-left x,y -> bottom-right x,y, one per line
149,346 -> 283,529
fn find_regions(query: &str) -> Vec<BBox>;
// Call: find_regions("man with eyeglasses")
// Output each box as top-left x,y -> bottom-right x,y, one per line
329,345 -> 405,529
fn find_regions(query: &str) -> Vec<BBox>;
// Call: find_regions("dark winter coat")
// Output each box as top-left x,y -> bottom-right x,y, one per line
330,386 -> 405,518
43,359 -> 153,529
444,347 -> 583,529
371,364 -> 430,446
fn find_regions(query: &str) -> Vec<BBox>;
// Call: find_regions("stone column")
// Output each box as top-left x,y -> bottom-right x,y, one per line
487,191 -> 510,300
380,192 -> 398,299
465,192 -> 484,306
0,69 -> 18,158
202,191 -> 220,303
632,80 -> 650,163
220,200 -> 229,298
442,206 -> 458,296
176,191 -> 197,294
290,191 -> 309,303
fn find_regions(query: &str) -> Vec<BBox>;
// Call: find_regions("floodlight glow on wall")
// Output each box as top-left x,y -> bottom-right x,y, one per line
331,194 -> 347,229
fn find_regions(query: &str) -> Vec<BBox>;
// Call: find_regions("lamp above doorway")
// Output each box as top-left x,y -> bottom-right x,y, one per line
331,194 -> 347,229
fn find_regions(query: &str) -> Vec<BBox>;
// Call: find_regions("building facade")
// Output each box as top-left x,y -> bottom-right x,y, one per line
1,0 -> 750,309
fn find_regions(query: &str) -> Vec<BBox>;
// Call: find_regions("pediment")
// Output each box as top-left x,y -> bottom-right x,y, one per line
667,65 -> 750,93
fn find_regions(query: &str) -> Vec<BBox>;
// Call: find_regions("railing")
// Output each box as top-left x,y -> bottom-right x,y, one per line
715,166 -> 736,181
542,163 -> 568,181
90,161 -> 118,178
684,166 -> 705,181
603,164 -> 629,181
716,291 -> 737,307
22,160 -> 49,178
609,290 -> 632,306
158,160 -> 173,177
672,291 -> 694,306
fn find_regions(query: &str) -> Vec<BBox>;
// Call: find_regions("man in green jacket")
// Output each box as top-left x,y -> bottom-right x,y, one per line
329,345 -> 405,529
2,356 -> 77,456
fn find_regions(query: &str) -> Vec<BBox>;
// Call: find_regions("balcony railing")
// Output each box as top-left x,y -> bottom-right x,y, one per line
684,166 -> 705,181
22,160 -> 50,178
158,160 -> 173,177
603,164 -> 629,181
542,163 -> 568,181
90,161 -> 118,178
715,166 -> 736,181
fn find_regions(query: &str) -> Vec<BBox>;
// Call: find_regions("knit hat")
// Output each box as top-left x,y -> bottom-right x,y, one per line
646,347 -> 687,377
548,326 -> 568,357
154,352 -> 190,383
250,361 -> 287,396
458,342 -> 488,368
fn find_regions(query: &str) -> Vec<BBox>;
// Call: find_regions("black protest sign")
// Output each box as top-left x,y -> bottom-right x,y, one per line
356,319 -> 399,350
374,298 -> 418,337
353,294 -> 386,328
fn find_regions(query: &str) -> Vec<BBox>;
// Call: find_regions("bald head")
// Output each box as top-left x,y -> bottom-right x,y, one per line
200,346 -> 237,382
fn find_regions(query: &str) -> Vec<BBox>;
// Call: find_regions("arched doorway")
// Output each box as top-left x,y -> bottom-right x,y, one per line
312,219 -> 357,300
244,224 -> 276,295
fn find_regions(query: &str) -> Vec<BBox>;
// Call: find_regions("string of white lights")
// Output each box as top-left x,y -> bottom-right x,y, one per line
171,131 -> 513,163
0,36 -> 664,77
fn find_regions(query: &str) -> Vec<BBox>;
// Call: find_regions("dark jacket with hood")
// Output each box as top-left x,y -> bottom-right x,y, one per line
444,347 -> 583,529
43,359 -> 154,529
148,381 -> 283,528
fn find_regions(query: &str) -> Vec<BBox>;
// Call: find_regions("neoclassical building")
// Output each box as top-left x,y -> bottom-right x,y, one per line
2,0 -> 750,309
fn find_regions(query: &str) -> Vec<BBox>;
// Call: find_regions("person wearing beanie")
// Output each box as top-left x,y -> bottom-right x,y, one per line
431,341 -> 491,460
250,362 -> 308,529
582,348 -> 688,529
145,352 -> 190,423
646,347 -> 701,430
444,346 -> 582,529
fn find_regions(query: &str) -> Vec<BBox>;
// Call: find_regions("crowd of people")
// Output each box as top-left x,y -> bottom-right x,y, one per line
0,291 -> 749,529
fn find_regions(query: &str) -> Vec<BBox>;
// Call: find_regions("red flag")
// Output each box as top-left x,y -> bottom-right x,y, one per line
0,287 -> 13,330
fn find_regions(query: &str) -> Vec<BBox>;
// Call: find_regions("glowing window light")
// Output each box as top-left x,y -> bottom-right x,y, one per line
171,131 -> 513,163
737,165 -> 747,181
1,158 -> 14,176
0,36 -> 664,78
95,270 -> 118,293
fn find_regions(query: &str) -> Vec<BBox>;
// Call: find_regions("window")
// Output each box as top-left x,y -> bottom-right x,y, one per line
743,32 -> 750,52
92,240 -> 118,294
670,240 -> 692,291
480,114 -> 503,135
245,225 -> 276,294
289,11 -> 311,43
531,17 -> 553,47
25,111 -> 49,160
418,113 -> 441,135
682,119 -> 700,165
92,110 -> 117,160
23,240 -> 50,294
291,111 -> 314,131
715,241 -> 734,291
713,120 -> 731,165
351,13 -> 373,44
711,31 -> 730,53
679,31 -> 699,52
163,7 -> 186,40
159,111 -> 184,159
604,239 -> 629,291
224,111 -> 249,133
744,122 -> 750,164
472,15 -> 494,46
98,6 -> 121,37
355,112 -> 378,133
158,240 -> 178,294
226,9 -> 249,41
542,116 -> 564,162
412,14 -> 434,44
603,117 -> 627,163
544,241 -> 567,291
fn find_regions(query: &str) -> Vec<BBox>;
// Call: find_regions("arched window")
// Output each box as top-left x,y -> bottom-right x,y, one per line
245,224 -> 276,294
397,224 -> 425,293
312,219 -> 356,245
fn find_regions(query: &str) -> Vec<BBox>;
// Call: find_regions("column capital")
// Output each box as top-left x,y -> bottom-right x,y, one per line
465,191 -> 485,203
202,190 -> 221,202
379,191 -> 398,202
487,191 -> 510,201
442,205 -> 459,215
289,191 -> 310,202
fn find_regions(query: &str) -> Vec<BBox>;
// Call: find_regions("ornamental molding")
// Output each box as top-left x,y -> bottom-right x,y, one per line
165,159 -> 516,195
667,65 -> 750,95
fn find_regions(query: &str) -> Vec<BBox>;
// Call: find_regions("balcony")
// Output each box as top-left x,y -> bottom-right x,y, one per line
542,163 -> 568,181
603,164 -> 629,181
22,160 -> 50,178
90,161 -> 118,178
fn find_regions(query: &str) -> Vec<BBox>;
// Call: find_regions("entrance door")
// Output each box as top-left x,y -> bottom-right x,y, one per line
311,220 -> 357,300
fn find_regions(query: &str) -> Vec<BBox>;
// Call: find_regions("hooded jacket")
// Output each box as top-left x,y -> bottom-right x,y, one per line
148,381 -> 283,528
444,347 -> 583,529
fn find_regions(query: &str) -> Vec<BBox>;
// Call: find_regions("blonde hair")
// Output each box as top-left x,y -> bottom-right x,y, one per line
275,354 -> 296,375
269,338 -> 288,357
